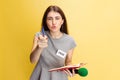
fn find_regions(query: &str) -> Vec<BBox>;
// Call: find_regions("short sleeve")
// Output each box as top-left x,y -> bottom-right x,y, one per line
69,38 -> 77,50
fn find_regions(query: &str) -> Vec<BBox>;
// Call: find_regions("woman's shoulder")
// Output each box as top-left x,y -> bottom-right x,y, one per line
63,33 -> 75,42
64,33 -> 74,39
63,33 -> 77,48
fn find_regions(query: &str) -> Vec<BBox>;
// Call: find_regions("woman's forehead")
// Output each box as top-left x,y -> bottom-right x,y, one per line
47,11 -> 62,17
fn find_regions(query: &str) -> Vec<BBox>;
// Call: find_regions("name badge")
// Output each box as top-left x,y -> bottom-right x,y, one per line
56,50 -> 67,58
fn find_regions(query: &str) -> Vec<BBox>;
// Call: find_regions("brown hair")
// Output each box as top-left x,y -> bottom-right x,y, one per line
41,5 -> 68,34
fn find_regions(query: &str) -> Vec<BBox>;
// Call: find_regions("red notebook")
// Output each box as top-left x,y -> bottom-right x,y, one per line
48,63 -> 86,72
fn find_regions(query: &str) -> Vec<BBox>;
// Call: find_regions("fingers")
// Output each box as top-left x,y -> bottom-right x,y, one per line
37,34 -> 48,48
37,41 -> 48,48
38,35 -> 48,42
63,69 -> 73,77
72,68 -> 75,76
38,35 -> 47,40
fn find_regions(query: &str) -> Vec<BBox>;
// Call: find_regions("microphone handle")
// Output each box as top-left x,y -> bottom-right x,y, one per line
69,69 -> 78,74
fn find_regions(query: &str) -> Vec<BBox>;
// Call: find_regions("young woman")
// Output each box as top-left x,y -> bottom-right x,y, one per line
30,5 -> 76,80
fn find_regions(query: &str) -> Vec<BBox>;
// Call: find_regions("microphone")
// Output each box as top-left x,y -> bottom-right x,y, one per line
69,68 -> 88,77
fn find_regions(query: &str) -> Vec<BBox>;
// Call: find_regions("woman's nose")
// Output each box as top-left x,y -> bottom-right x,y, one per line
52,19 -> 56,25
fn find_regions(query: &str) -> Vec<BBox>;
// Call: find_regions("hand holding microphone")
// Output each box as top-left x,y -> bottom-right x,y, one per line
69,63 -> 88,77
69,67 -> 88,77
49,63 -> 88,77
64,67 -> 88,77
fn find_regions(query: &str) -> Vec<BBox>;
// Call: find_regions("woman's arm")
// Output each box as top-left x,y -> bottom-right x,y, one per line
65,48 -> 74,66
30,35 -> 48,63
64,48 -> 75,77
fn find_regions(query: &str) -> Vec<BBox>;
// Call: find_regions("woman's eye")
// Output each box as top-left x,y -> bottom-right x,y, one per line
47,17 -> 52,20
56,17 -> 60,20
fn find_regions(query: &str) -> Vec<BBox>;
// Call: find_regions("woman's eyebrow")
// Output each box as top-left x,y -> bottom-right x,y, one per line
47,15 -> 61,18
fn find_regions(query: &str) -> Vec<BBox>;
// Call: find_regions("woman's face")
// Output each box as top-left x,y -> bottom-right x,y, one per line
46,11 -> 64,33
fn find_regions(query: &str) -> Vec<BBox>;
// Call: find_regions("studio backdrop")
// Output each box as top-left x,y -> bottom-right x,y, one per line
0,0 -> 120,80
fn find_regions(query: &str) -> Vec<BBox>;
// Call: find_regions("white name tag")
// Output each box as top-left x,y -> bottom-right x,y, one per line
56,50 -> 67,58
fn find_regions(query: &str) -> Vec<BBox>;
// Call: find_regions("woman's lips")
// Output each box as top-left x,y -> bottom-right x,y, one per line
51,26 -> 56,29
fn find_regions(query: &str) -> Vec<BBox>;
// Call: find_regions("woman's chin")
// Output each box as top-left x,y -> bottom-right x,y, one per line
50,29 -> 58,33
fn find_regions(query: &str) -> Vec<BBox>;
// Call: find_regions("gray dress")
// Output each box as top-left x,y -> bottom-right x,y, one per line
30,31 -> 76,80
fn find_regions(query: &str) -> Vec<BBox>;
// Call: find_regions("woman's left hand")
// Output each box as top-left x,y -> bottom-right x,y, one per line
63,68 -> 75,77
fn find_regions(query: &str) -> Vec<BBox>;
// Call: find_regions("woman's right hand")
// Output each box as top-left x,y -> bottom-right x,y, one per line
37,35 -> 48,48
30,34 -> 48,63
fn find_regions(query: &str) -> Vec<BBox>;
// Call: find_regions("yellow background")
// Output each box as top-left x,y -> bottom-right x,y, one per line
0,0 -> 120,80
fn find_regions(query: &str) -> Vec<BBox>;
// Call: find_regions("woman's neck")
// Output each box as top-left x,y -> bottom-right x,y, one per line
49,31 -> 63,39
